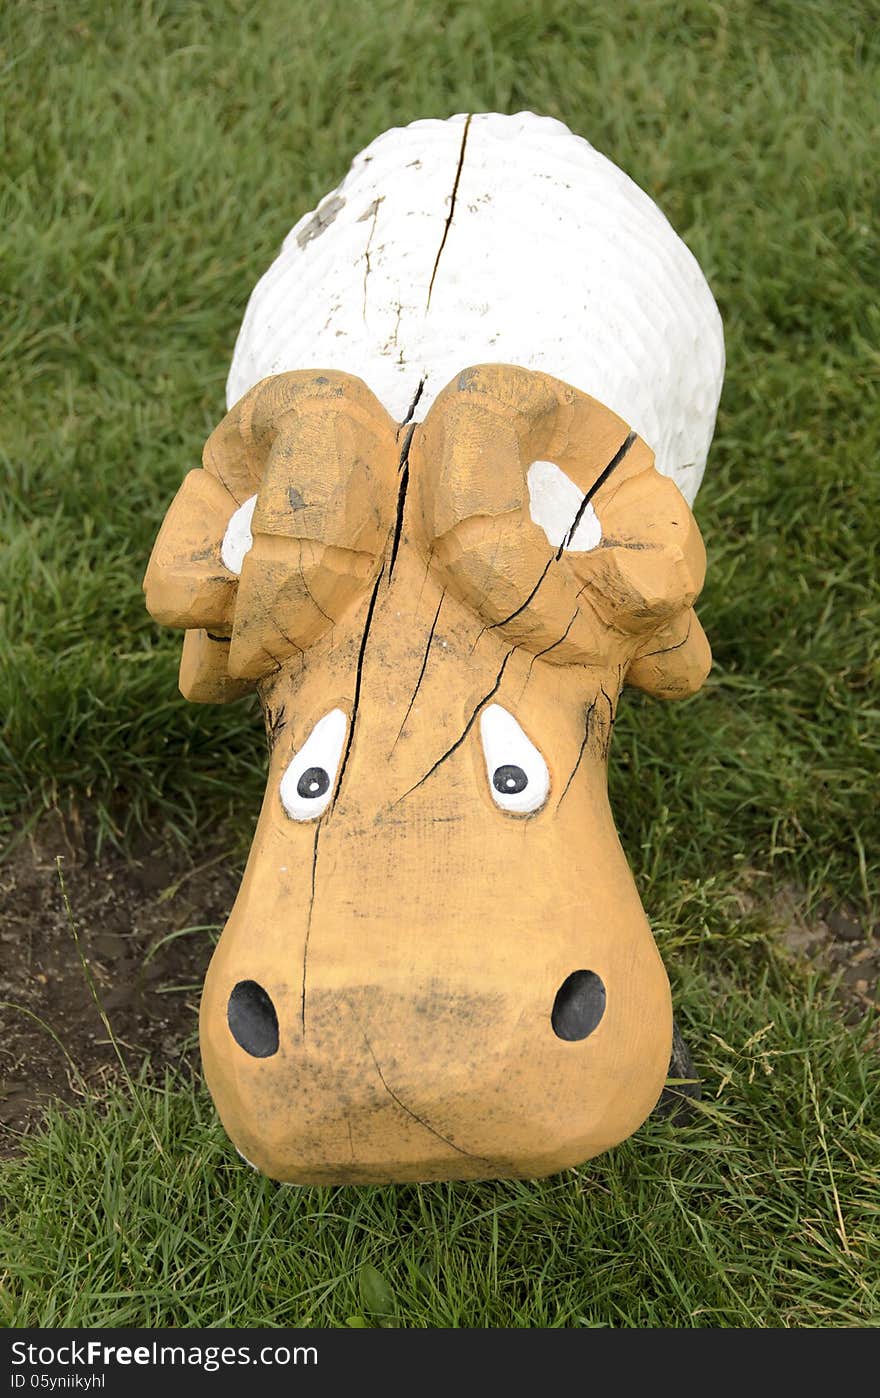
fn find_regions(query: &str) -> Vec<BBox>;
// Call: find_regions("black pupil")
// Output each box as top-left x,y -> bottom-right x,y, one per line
493,764 -> 528,795
297,766 -> 330,799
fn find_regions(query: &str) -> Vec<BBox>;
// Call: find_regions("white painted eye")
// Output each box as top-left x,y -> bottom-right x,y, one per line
279,709 -> 348,820
526,460 -> 602,552
221,494 -> 257,574
479,704 -> 550,814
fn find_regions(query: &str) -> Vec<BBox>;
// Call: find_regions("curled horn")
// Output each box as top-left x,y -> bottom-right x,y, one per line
143,371 -> 399,698
410,363 -> 711,699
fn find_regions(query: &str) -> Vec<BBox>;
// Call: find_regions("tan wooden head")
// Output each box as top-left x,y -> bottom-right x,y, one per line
144,364 -> 711,1184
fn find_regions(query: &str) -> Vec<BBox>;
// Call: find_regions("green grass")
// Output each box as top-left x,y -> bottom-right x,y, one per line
2,962 -> 877,1327
1,0 -> 878,1328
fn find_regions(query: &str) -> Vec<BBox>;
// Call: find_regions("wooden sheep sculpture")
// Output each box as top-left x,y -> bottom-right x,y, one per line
144,113 -> 724,1184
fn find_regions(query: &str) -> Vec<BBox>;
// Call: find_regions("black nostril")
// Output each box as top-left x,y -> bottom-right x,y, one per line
227,980 -> 279,1058
551,969 -> 606,1041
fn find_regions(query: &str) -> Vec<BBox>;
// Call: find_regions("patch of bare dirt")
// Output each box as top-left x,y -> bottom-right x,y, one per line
0,812 -> 243,1153
735,874 -> 880,1031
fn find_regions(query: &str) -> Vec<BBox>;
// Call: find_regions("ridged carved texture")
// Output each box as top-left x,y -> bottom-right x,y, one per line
227,112 -> 724,507
144,362 -> 713,704
410,364 -> 712,696
142,370 -> 400,701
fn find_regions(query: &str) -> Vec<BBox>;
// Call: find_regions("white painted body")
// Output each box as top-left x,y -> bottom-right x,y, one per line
227,112 -> 724,506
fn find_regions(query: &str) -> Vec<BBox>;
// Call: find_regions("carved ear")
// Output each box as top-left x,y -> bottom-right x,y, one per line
410,363 -> 710,697
144,371 -> 399,697
625,611 -> 712,700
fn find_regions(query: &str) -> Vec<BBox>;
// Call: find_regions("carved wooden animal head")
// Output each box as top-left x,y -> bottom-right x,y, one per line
144,361 -> 711,1182
144,113 -> 724,1183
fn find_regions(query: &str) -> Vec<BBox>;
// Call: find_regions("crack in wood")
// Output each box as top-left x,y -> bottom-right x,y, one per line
599,684 -> 616,758
637,616 -> 693,660
255,627 -> 292,674
297,557 -> 334,624
490,556 -> 555,630
520,606 -> 581,696
361,196 -> 383,320
534,606 -> 580,662
488,430 -> 638,635
416,542 -> 436,607
263,700 -> 287,753
558,697 -> 598,804
393,591 -> 445,747
399,377 -> 425,430
361,1032 -> 483,1160
426,114 -> 472,309
556,431 -> 636,558
300,823 -> 321,1036
332,564 -> 385,809
397,647 -> 515,802
269,614 -> 306,659
388,423 -> 417,582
